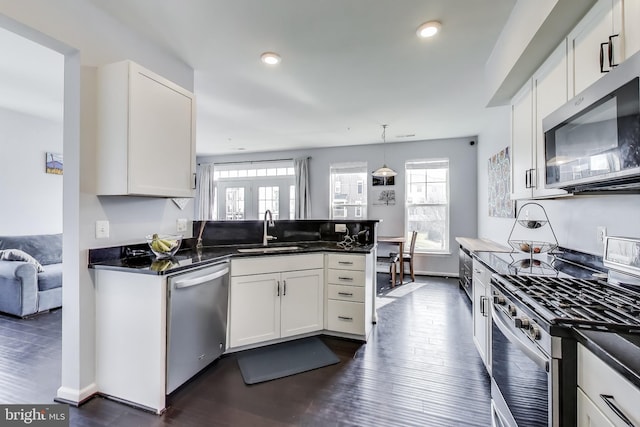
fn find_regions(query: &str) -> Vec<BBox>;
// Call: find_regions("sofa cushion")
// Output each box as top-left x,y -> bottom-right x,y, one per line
0,249 -> 45,272
38,263 -> 62,292
0,234 -> 62,265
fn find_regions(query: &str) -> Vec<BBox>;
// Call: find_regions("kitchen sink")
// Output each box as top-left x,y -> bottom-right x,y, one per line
237,246 -> 302,253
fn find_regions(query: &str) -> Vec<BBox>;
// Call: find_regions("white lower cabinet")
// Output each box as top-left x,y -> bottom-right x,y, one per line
577,343 -> 640,427
325,253 -> 373,338
472,259 -> 491,373
229,254 -> 324,348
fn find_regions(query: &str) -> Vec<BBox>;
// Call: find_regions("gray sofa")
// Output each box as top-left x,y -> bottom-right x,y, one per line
0,234 -> 62,317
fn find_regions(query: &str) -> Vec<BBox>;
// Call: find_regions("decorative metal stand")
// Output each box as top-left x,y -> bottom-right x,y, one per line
507,202 -> 559,275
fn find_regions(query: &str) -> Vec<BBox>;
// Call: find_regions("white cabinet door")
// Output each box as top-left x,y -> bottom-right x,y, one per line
577,388 -> 616,427
97,60 -> 196,198
623,0 -> 640,59
280,269 -> 324,338
511,81 -> 534,200
532,41 -> 570,199
229,273 -> 281,348
568,0 -> 623,97
472,260 -> 490,372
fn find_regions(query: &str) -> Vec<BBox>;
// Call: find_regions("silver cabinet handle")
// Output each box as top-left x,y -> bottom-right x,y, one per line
338,316 -> 353,321
276,280 -> 280,297
192,173 -> 197,189
600,394 -> 636,427
338,292 -> 354,297
338,261 -> 353,265
174,268 -> 229,289
283,280 -> 287,296
338,276 -> 353,281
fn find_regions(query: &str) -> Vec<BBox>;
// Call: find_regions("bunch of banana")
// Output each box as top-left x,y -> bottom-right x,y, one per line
150,259 -> 175,272
151,233 -> 177,254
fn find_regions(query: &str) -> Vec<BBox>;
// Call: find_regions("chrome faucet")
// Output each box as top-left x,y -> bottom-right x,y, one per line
263,209 -> 276,246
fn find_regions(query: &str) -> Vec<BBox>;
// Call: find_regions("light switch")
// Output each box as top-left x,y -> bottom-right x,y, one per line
96,220 -> 110,239
176,218 -> 188,233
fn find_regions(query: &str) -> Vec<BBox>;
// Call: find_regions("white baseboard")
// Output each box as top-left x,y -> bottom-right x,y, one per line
56,382 -> 99,406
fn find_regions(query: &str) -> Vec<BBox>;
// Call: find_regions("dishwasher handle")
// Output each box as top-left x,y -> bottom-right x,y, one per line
174,267 -> 229,289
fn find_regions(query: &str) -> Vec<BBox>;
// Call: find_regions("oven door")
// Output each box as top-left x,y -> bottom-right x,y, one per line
491,301 -> 552,427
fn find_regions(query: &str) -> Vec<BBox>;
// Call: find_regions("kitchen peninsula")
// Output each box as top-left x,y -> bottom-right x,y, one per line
88,219 -> 379,414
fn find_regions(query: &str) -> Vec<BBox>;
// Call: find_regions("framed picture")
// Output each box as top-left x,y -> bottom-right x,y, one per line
372,175 -> 394,186
488,147 -> 513,218
45,152 -> 63,175
373,189 -> 396,205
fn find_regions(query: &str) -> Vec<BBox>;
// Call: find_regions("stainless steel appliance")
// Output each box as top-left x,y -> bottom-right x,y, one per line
459,246 -> 472,300
490,237 -> 640,427
166,260 -> 229,394
543,50 -> 640,192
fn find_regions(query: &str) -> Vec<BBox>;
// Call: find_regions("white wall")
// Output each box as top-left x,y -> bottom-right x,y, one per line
198,135 -> 478,276
0,107 -> 63,234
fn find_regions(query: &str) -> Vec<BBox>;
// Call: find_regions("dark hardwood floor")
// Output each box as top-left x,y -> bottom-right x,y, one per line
0,276 -> 491,426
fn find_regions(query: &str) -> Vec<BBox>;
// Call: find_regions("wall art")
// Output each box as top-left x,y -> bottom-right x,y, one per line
372,175 -> 394,186
45,152 -> 63,175
488,146 -> 514,218
373,189 -> 396,206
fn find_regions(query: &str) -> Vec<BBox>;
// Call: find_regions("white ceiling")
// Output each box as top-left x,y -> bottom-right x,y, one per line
1,0 -> 516,155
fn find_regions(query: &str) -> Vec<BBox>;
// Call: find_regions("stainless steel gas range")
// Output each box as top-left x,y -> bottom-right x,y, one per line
488,237 -> 640,427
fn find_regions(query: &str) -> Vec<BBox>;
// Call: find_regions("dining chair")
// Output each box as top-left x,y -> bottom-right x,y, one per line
401,231 -> 418,282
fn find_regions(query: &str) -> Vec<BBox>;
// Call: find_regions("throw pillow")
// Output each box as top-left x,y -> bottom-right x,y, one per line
0,249 -> 45,272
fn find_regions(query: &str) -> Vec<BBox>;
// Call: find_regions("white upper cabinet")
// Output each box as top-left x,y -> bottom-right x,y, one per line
511,41 -> 570,200
511,80 -> 534,199
96,60 -> 196,197
532,41 -> 570,198
623,0 -> 640,59
568,0 -> 624,97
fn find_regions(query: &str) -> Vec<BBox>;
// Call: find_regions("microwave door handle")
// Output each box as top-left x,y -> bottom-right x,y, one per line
492,305 -> 550,372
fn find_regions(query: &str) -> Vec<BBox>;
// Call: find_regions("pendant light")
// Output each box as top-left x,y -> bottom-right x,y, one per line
372,124 -> 397,177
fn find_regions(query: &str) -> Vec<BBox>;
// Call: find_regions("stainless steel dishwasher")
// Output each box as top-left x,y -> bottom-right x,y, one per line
166,260 -> 229,394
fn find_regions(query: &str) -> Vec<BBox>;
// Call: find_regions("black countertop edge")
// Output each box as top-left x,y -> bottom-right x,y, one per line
573,328 -> 640,389
88,241 -> 376,276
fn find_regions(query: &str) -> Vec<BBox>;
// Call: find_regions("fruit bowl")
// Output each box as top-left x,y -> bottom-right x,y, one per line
146,234 -> 182,258
508,240 -> 557,254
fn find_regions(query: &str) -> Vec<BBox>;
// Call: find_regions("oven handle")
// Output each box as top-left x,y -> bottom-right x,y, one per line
492,304 -> 550,372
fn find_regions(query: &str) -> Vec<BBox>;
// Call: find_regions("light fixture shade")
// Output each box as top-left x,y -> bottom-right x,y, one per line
416,21 -> 441,38
372,165 -> 398,177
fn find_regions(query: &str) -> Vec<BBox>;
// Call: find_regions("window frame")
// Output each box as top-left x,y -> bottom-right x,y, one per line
329,162 -> 368,220
405,159 -> 450,254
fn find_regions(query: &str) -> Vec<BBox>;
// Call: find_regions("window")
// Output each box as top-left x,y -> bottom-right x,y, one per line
405,159 -> 449,253
330,163 -> 367,220
213,161 -> 295,220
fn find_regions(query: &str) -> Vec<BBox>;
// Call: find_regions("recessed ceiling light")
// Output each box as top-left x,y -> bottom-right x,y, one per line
260,52 -> 281,65
416,21 -> 441,38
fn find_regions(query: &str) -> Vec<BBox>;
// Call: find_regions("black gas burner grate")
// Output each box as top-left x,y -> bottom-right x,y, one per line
497,275 -> 640,332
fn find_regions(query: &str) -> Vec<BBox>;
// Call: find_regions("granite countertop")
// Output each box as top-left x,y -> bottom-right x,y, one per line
89,240 -> 375,276
456,237 -> 510,253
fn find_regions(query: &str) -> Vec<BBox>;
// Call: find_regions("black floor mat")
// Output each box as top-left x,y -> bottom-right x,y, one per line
237,337 -> 340,385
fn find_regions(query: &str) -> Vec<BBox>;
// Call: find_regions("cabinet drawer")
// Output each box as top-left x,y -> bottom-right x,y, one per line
327,253 -> 365,271
326,300 -> 365,335
327,284 -> 365,302
231,254 -> 324,276
327,269 -> 365,286
578,344 -> 640,426
472,259 -> 491,285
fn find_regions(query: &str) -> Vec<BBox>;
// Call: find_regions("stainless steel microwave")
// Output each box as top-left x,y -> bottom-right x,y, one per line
543,50 -> 640,192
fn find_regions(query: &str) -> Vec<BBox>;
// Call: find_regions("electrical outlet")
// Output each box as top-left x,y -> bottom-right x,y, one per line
335,224 -> 347,233
176,218 -> 188,233
96,220 -> 109,239
597,226 -> 607,244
